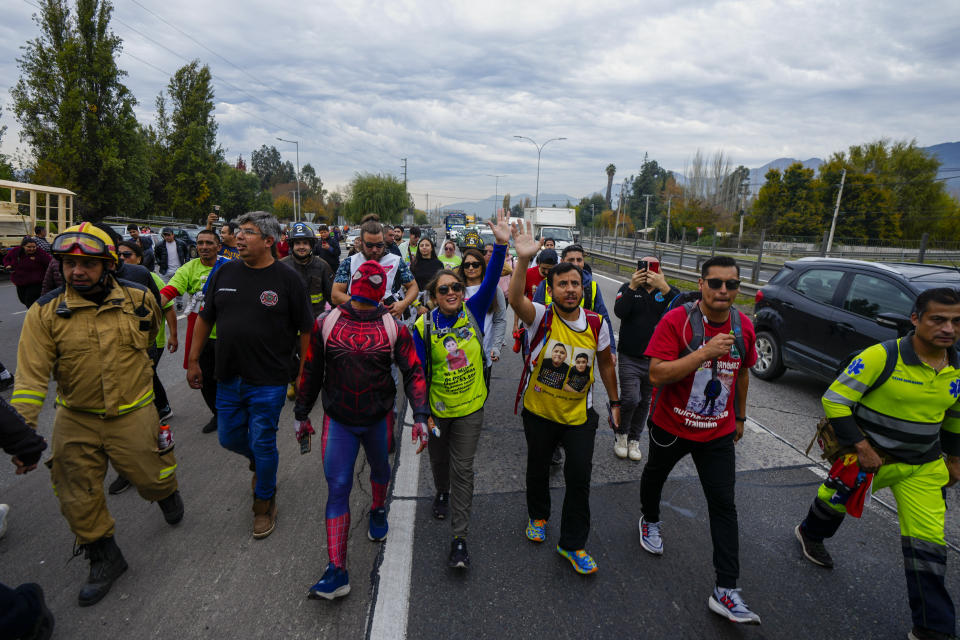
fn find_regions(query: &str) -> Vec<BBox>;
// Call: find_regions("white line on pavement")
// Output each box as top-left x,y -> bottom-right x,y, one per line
11,310 -> 27,315
369,405 -> 419,640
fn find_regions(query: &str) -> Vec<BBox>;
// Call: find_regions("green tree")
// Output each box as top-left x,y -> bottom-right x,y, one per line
301,163 -> 325,201
342,173 -> 412,223
502,193 -> 511,214
165,60 -> 221,223
273,195 -> 294,220
251,145 -> 282,189
12,0 -> 150,219
576,193 -> 606,227
218,162 -> 269,220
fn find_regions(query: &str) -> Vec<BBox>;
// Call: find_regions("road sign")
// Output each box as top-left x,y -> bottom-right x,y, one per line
696,226 -> 704,237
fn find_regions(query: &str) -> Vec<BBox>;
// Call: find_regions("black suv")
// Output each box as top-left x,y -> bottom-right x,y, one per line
751,258 -> 960,383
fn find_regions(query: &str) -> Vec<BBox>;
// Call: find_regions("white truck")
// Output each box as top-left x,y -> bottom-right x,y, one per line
522,207 -> 577,251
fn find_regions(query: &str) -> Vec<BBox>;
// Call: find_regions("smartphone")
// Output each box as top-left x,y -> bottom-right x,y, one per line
638,260 -> 660,273
383,294 -> 398,307
299,433 -> 311,455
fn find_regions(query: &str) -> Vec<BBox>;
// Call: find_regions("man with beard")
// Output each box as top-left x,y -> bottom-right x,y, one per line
509,220 -> 619,576
638,256 -> 760,625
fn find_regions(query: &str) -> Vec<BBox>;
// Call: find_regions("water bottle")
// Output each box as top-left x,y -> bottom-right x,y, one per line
158,424 -> 174,451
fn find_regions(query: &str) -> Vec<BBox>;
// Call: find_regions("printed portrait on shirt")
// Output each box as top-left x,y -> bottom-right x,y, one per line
444,335 -> 469,371
687,360 -> 735,417
563,350 -> 594,393
537,340 -> 573,389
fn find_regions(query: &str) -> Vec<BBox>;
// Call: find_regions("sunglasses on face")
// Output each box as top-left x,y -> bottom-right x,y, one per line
437,283 -> 465,295
705,278 -> 740,290
462,261 -> 482,270
118,251 -> 135,258
365,241 -> 385,249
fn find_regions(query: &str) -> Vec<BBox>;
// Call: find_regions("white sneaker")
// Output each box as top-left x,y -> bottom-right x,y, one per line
628,440 -> 643,461
613,433 -> 628,459
0,504 -> 9,539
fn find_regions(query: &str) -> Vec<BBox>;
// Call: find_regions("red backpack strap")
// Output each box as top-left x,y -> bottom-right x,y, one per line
514,306 -> 554,414
583,309 -> 603,344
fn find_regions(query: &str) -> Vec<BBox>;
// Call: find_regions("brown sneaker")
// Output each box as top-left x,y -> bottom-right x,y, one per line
252,495 -> 277,539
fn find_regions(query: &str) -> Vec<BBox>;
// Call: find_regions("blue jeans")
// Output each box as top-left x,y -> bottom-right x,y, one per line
216,377 -> 286,500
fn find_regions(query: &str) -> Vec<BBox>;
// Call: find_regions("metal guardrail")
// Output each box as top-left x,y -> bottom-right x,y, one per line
584,246 -> 762,296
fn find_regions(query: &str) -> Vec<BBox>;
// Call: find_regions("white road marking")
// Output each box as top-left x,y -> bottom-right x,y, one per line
591,272 -> 622,286
368,404 -> 419,640
12,310 -> 27,315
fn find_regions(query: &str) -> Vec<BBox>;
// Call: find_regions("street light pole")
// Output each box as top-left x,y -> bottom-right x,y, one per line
487,174 -> 505,220
513,136 -> 566,210
276,137 -> 300,222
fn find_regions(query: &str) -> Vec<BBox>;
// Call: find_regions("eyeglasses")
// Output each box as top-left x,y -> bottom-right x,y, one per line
237,228 -> 263,237
118,251 -> 135,258
364,241 -> 385,249
462,261 -> 482,270
437,283 -> 465,295
705,278 -> 740,290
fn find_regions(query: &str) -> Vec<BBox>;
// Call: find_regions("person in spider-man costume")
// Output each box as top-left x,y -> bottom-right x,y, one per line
294,260 -> 429,600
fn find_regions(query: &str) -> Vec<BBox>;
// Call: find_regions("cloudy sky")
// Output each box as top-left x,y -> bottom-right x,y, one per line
2,0 -> 958,209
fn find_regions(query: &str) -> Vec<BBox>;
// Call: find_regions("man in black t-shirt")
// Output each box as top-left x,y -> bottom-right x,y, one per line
612,257 -> 679,462
187,211 -> 313,540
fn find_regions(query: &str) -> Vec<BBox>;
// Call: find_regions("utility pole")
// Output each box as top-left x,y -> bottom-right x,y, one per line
276,137 -> 300,221
825,168 -> 847,254
737,185 -> 748,250
487,174 -> 505,219
642,194 -> 652,239
401,158 -> 408,190
665,196 -> 673,243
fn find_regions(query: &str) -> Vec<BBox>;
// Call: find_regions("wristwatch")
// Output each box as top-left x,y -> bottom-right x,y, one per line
735,415 -> 746,422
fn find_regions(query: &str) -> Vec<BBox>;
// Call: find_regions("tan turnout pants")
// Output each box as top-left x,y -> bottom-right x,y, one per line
49,405 -> 178,543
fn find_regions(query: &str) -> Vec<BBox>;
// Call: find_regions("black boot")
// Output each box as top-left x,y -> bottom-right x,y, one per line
77,536 -> 128,607
158,490 -> 184,525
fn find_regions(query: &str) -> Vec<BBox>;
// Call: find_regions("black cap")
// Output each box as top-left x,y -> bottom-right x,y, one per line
538,249 -> 559,265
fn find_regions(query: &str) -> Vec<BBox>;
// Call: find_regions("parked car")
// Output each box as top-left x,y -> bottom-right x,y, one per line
751,258 -> 960,383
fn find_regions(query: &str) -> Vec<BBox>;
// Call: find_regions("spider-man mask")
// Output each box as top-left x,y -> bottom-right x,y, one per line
350,260 -> 387,303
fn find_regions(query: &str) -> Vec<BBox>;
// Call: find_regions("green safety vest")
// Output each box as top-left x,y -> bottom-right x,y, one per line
414,305 -> 487,418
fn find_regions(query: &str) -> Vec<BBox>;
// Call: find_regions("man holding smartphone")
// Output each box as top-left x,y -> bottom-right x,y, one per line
612,256 -> 679,461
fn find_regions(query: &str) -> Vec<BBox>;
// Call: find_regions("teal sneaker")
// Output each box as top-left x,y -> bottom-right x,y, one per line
525,518 -> 547,543
556,546 -> 598,574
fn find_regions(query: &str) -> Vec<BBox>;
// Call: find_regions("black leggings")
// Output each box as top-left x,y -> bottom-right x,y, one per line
15,283 -> 42,309
148,347 -> 169,411
640,423 -> 739,588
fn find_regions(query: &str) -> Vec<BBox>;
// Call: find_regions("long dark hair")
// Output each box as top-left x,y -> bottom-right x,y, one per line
457,248 -> 486,283
413,237 -> 437,263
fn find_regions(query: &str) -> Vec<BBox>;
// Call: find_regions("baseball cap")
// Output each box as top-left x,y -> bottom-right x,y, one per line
538,249 -> 559,265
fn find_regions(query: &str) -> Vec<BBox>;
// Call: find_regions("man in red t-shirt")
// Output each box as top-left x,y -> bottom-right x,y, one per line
638,256 -> 762,625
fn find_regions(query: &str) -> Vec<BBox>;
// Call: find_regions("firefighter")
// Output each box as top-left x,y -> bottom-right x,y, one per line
11,222 -> 184,608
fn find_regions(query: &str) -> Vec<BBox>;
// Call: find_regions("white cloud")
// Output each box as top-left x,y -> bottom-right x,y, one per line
2,0 -> 958,208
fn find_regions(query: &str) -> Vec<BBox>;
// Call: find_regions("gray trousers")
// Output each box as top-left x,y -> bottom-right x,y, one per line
427,408 -> 484,538
617,352 -> 653,441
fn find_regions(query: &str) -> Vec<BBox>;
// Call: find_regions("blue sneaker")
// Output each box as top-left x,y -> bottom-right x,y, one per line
708,586 -> 761,624
368,507 -> 388,541
308,562 -> 350,600
525,518 -> 547,543
639,517 -> 663,555
556,546 -> 598,575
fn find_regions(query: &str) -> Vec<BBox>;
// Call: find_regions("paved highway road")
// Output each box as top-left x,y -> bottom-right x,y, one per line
1,266 -> 958,639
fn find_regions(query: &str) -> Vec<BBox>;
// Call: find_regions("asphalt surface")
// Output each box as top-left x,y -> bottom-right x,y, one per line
1,263 -> 958,639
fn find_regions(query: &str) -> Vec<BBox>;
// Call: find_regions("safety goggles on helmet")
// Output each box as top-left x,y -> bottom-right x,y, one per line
52,232 -> 114,260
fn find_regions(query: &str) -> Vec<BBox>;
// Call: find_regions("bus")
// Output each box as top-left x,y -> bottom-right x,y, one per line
444,211 -> 467,239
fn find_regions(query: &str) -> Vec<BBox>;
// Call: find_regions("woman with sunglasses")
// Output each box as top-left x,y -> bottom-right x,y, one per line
411,211 -> 511,570
411,237 -> 444,291
458,248 -> 507,377
438,240 -> 461,269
